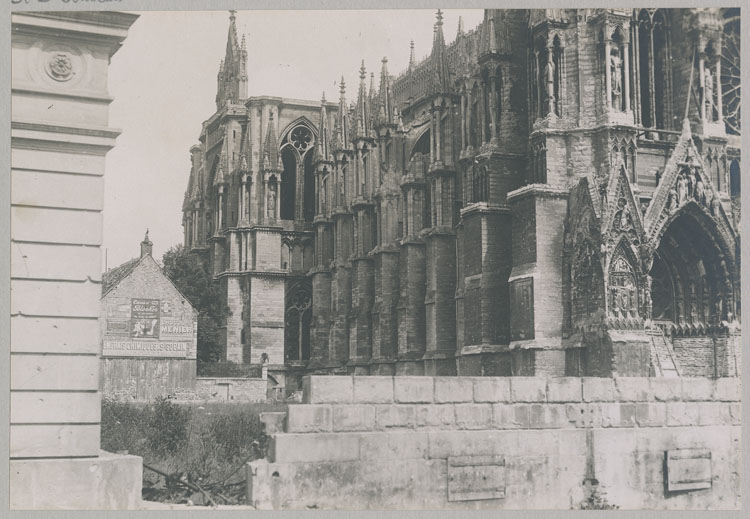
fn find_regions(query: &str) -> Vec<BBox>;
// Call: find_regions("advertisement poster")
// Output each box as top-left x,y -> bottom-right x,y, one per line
130,298 -> 160,338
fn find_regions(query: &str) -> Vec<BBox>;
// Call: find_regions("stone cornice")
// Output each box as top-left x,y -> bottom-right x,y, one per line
507,184 -> 569,202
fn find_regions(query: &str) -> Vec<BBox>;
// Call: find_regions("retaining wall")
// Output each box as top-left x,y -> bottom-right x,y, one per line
247,375 -> 741,510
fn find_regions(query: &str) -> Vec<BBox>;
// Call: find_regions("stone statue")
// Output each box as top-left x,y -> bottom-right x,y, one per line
667,188 -> 678,213
610,51 -> 622,109
677,173 -> 688,205
544,56 -> 556,115
619,206 -> 629,230
267,182 -> 277,217
710,193 -> 721,215
694,173 -> 705,205
703,67 -> 714,121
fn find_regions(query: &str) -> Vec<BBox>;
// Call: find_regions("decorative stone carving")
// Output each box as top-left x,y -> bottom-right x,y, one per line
703,66 -> 714,122
610,50 -> 622,109
45,52 -> 74,81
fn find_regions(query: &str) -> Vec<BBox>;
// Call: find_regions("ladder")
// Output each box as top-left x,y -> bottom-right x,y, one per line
651,328 -> 680,377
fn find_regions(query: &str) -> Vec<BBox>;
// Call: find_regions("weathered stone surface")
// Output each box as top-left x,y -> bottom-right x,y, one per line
10,452 -> 142,510
352,376 -> 394,403
286,405 -> 332,433
454,404 -> 492,430
375,404 -> 416,429
492,404 -> 530,429
332,405 -> 376,432
582,377 -> 615,402
304,376 -> 353,404
651,378 -> 683,402
546,378 -> 582,402
713,378 -> 741,402
614,377 -> 652,402
472,377 -> 511,403
434,377 -> 473,403
635,402 -> 667,427
415,404 -> 455,428
393,376 -> 433,403
510,377 -> 546,402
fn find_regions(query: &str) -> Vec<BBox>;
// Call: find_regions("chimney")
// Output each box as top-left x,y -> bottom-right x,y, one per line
140,229 -> 153,258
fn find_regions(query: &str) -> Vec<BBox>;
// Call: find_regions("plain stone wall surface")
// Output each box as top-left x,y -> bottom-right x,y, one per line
194,377 -> 268,402
10,10 -> 141,509
248,375 -> 741,510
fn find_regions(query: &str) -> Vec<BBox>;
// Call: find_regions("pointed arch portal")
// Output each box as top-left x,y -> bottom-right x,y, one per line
650,204 -> 735,327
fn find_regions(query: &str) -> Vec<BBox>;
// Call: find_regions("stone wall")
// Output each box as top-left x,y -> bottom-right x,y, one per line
247,375 -> 740,510
195,377 -> 268,402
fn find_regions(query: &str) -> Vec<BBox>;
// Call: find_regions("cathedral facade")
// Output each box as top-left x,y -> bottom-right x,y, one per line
183,9 -> 741,388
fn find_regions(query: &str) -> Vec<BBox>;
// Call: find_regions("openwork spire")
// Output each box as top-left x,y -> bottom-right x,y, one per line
317,92 -> 331,162
216,10 -> 248,109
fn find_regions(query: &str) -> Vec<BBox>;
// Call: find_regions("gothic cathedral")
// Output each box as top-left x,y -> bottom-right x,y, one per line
183,9 -> 741,389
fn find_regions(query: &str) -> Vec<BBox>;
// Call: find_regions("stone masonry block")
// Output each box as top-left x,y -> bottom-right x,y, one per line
681,377 -> 714,401
510,377 -> 546,402
635,402 -> 667,427
454,404 -> 492,430
286,405 -> 332,433
270,433 -> 359,463
582,378 -> 615,402
332,405 -> 376,432
565,403 -> 602,428
666,402 -> 701,427
697,402 -> 730,426
714,378 -> 741,401
434,377 -> 473,403
546,378 -> 582,402
492,404 -> 530,429
729,402 -> 741,425
415,404 -> 456,428
472,377 -> 511,403
651,378 -> 683,402
600,403 -> 636,428
394,377 -> 433,403
375,405 -> 416,429
614,378 -> 652,401
303,376 -> 353,404
359,431 -> 429,460
529,404 -> 568,429
353,376 -> 394,404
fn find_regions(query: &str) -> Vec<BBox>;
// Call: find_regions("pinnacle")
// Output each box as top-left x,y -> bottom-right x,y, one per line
359,60 -> 367,81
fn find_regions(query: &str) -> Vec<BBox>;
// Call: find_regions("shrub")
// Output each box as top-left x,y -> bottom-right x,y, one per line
145,397 -> 192,458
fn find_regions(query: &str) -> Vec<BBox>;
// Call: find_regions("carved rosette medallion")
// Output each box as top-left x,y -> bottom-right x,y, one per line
45,52 -> 74,82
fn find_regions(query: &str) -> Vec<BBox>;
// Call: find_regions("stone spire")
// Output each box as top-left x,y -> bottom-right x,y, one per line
377,56 -> 395,127
457,16 -> 465,37
408,40 -> 415,70
317,92 -> 331,162
333,76 -> 349,150
216,11 -> 248,110
354,61 -> 370,138
262,111 -> 280,170
431,9 -> 450,93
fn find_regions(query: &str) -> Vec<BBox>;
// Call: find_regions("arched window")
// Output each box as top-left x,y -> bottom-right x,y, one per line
280,124 -> 315,221
637,9 -> 670,130
729,159 -> 740,198
285,284 -> 312,362
482,69 -> 490,143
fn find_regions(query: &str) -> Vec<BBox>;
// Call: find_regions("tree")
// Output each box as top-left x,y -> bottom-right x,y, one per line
162,245 -> 228,363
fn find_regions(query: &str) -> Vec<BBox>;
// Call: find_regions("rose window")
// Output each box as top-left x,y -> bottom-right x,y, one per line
290,126 -> 313,153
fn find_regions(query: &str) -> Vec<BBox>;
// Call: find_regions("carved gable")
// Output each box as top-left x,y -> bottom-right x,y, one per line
644,119 -> 735,248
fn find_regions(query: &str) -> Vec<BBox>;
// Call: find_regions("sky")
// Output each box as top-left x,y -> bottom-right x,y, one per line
104,9 -> 485,269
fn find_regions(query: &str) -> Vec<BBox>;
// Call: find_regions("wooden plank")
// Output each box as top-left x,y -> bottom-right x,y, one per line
11,391 -> 101,424
11,206 -> 102,245
11,354 -> 99,391
11,279 -> 101,317
10,424 -> 100,458
11,147 -> 105,176
12,169 -> 104,211
11,242 -> 101,282
11,315 -> 100,354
